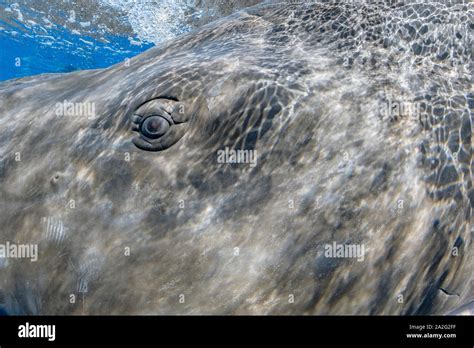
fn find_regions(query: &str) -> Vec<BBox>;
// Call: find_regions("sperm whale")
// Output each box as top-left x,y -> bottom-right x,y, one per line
0,0 -> 471,315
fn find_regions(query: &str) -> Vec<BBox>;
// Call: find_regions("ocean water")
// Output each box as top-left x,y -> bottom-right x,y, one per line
0,0 -> 260,81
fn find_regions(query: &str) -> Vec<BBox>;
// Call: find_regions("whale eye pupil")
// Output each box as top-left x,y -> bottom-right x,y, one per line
141,116 -> 170,139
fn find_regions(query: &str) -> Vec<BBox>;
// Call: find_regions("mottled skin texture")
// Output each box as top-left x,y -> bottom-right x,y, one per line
0,1 -> 472,315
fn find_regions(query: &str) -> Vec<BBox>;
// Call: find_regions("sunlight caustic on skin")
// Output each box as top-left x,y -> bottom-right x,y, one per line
0,0 -> 472,315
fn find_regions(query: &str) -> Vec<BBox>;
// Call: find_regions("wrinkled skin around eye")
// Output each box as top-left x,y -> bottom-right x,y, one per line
131,98 -> 190,152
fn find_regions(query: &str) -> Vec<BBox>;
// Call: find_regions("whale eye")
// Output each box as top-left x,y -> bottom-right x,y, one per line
130,98 -> 190,152
140,115 -> 170,139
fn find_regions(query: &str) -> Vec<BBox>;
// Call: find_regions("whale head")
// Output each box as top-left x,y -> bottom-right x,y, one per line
0,1 -> 472,315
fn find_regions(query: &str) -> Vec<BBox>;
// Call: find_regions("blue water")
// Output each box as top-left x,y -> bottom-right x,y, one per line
0,2 -> 155,81
0,31 -> 154,81
0,0 -> 236,82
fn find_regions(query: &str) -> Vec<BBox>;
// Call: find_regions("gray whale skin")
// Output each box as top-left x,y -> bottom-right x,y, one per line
0,1 -> 472,315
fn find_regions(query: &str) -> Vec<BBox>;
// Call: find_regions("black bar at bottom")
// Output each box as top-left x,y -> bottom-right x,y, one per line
0,316 -> 472,346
